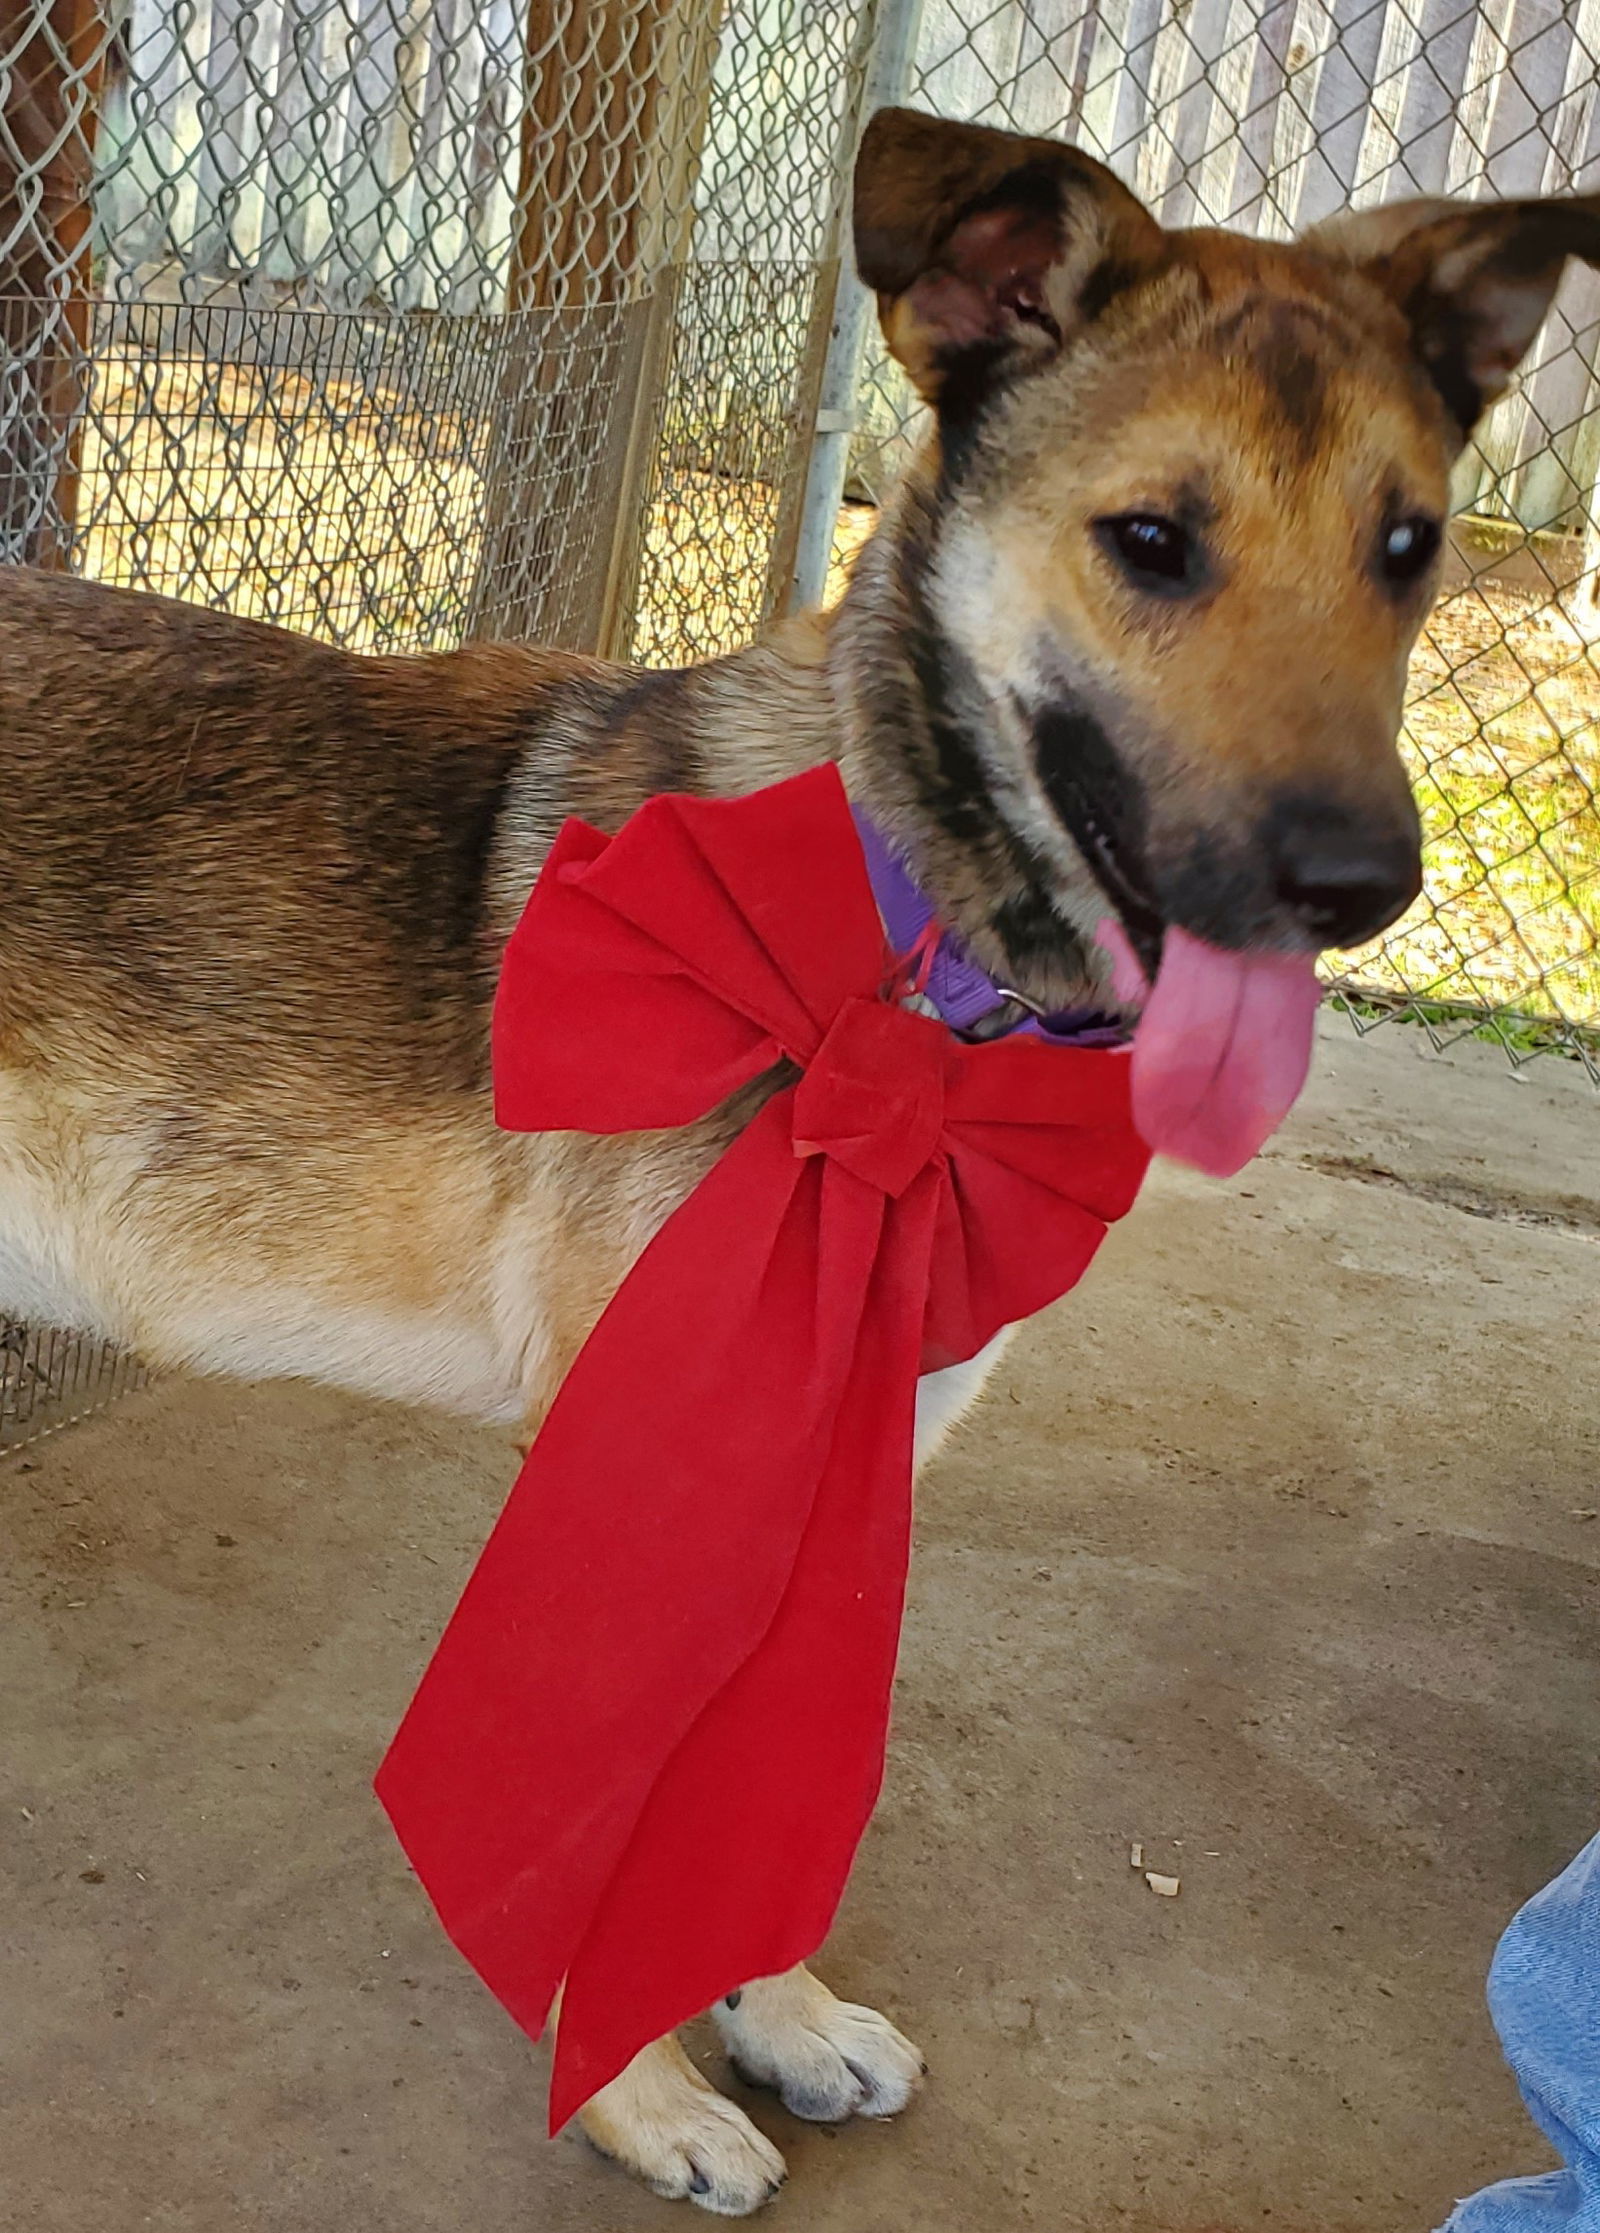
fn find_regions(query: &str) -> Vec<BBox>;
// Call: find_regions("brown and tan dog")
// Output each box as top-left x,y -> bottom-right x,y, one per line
3,106 -> 1596,2214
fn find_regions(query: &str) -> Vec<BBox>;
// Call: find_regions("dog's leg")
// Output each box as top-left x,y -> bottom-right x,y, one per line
576,2032 -> 787,2215
914,1325 -> 1015,1469
713,1966 -> 925,2123
556,1322 -> 1000,2208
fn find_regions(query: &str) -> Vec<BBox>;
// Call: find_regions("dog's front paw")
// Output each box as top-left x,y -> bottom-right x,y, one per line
578,2037 -> 787,2215
715,1967 -> 926,2123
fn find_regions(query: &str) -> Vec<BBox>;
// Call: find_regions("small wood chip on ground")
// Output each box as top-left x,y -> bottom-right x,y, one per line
1145,1871 -> 1181,1898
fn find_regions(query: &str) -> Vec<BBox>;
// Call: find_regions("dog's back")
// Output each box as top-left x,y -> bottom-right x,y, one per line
0,571 -> 801,1414
0,574 -> 594,1404
1,570 -> 547,1099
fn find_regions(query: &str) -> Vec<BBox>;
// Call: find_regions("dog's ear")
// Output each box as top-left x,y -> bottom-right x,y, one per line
853,107 -> 1164,407
1305,194 -> 1600,439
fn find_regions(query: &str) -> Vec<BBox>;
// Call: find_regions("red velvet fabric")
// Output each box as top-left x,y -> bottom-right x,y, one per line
375,766 -> 1150,2131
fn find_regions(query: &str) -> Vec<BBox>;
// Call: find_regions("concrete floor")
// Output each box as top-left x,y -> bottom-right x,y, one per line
4,1015 -> 1597,2233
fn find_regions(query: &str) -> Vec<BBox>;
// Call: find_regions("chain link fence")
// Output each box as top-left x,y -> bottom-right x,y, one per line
0,1317 -> 147,1451
1,0 -> 878,655
2,0 -> 1598,1079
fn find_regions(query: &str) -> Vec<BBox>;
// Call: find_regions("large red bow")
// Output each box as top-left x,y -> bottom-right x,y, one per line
375,765 -> 1150,2131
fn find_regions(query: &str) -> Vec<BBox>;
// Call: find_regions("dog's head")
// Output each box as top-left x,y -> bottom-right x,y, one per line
849,107 -> 1600,1166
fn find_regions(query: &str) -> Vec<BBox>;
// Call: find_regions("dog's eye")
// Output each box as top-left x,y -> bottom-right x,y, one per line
1095,512 -> 1200,596
1378,514 -> 1442,588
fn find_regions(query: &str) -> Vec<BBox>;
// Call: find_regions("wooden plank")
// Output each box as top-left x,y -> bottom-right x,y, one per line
1104,0 -> 1164,175
1495,2 -> 1600,532
1230,0 -> 1296,229
1384,0 -> 1478,198
1065,0 -> 1105,140
1008,0 -> 1080,140
916,0 -> 1025,123
471,0 -> 723,650
1159,0 -> 1238,226
0,0 -> 110,566
1483,0 -> 1569,193
1294,0 -> 1393,227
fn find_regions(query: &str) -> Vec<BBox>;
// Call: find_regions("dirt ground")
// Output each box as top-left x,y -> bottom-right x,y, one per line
4,1015 -> 1597,2233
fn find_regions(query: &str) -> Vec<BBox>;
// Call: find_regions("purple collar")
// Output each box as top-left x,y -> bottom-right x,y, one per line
851,809 -> 1128,1049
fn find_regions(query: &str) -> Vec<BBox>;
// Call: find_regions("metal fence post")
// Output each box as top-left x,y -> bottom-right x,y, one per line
787,0 -> 925,615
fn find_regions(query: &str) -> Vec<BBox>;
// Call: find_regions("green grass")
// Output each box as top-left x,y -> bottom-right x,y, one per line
1341,574 -> 1600,1033
1327,989 -> 1600,1072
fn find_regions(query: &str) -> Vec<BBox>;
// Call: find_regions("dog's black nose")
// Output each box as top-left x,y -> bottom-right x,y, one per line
1269,800 -> 1422,948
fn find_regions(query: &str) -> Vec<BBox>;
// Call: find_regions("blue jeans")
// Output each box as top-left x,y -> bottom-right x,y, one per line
1442,1834 -> 1600,2231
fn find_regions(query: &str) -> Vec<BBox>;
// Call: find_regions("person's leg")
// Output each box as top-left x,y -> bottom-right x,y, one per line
1442,1832 -> 1600,2231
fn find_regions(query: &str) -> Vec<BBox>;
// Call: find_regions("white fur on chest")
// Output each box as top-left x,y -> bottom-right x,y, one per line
913,1330 -> 1015,1469
0,1101 -> 1014,1445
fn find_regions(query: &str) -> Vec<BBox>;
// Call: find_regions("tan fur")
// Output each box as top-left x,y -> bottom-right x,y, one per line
6,107 -> 1600,2215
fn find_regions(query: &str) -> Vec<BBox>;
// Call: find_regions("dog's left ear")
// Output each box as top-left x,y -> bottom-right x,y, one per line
853,106 -> 1165,408
1305,194 -> 1600,440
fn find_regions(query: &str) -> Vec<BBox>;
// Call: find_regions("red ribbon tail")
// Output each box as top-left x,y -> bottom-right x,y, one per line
374,1102 -> 902,2118
550,1166 -> 940,2128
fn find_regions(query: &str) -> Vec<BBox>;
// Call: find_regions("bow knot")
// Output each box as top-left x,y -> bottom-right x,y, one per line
377,766 -> 1151,2133
792,996 -> 954,1196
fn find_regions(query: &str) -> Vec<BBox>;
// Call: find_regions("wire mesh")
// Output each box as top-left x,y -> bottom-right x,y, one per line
841,0 -> 1600,1073
1,0 -> 872,652
0,1317 -> 149,1450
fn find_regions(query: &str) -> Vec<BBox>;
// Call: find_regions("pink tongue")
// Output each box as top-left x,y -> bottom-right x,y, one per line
1096,920 -> 1322,1178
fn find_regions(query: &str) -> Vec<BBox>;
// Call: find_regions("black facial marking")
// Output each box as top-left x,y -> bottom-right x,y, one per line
1212,297 -> 1336,454
1029,696 -> 1163,971
889,522 -> 1001,845
1079,254 -> 1142,324
1248,306 -> 1328,450
992,884 -> 1066,972
933,339 -> 1015,492
862,489 -> 1096,991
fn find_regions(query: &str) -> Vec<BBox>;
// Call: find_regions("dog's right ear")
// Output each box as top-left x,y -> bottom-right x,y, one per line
853,107 -> 1164,408
1304,194 -> 1600,441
